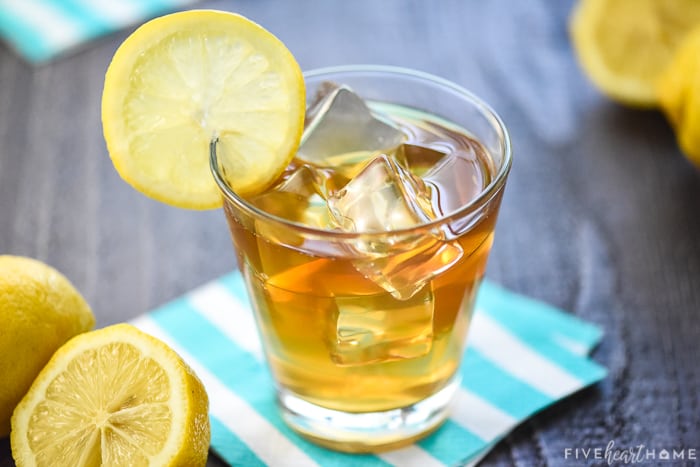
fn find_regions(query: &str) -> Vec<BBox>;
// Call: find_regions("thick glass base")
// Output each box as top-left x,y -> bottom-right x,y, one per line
277,375 -> 460,453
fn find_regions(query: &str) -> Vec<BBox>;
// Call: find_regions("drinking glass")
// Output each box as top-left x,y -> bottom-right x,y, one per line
211,65 -> 512,452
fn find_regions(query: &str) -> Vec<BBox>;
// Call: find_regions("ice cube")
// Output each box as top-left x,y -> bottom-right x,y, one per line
265,258 -> 435,366
247,165 -> 334,246
394,143 -> 448,177
327,154 -> 463,299
423,150 -> 487,216
298,83 -> 405,176
327,154 -> 434,232
329,286 -> 434,366
351,239 -> 463,300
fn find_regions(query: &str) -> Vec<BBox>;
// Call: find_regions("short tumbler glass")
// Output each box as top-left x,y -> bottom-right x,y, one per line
211,65 -> 512,452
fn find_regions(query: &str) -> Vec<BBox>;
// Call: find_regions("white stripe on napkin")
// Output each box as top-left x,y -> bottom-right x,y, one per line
452,389 -> 517,442
468,312 -> 583,398
188,281 -> 263,358
132,315 -> 320,467
378,445 -> 443,467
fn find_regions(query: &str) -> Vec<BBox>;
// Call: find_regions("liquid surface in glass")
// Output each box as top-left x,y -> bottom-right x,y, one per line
223,84 -> 500,412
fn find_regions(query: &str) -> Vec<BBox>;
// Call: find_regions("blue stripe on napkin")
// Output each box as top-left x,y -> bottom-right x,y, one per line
477,281 -> 603,354
460,348 -> 552,420
210,417 -> 266,467
0,0 -> 199,63
417,420 -> 486,465
132,272 -> 606,466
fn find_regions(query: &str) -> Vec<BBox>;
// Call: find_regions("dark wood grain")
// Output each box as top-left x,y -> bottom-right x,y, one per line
1,0 -> 699,466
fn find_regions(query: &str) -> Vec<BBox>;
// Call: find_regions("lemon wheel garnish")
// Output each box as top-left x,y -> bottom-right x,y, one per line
11,323 -> 210,467
102,10 -> 305,209
570,0 -> 700,107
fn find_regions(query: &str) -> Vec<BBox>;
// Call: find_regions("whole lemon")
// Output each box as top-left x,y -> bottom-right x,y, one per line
0,256 -> 94,437
658,26 -> 700,169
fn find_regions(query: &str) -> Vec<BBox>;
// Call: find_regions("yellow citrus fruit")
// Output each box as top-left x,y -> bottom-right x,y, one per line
0,255 -> 94,438
658,26 -> 700,168
11,323 -> 210,466
102,10 -> 305,209
570,0 -> 700,107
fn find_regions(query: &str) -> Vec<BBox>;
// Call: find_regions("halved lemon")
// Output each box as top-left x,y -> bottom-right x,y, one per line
11,323 -> 210,466
570,0 -> 700,107
102,10 -> 305,209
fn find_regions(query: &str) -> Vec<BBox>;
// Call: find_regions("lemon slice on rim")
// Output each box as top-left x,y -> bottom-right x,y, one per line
102,10 -> 305,209
11,323 -> 210,466
570,0 -> 700,107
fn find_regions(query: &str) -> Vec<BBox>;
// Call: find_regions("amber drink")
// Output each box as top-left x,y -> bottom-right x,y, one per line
211,66 -> 512,452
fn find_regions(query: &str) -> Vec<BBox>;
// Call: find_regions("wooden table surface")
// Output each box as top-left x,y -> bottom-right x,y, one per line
1,1 -> 699,465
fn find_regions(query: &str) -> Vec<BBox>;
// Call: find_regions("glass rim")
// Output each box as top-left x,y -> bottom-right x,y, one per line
211,64 -> 512,240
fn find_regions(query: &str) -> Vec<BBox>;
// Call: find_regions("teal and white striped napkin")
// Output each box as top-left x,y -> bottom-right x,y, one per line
0,0 -> 199,63
131,272 -> 606,467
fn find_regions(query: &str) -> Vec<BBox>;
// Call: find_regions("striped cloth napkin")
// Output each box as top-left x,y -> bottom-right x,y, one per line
0,0 -> 198,63
131,272 -> 606,467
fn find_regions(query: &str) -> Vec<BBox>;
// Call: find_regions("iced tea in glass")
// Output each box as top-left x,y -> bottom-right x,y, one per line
211,65 -> 512,452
